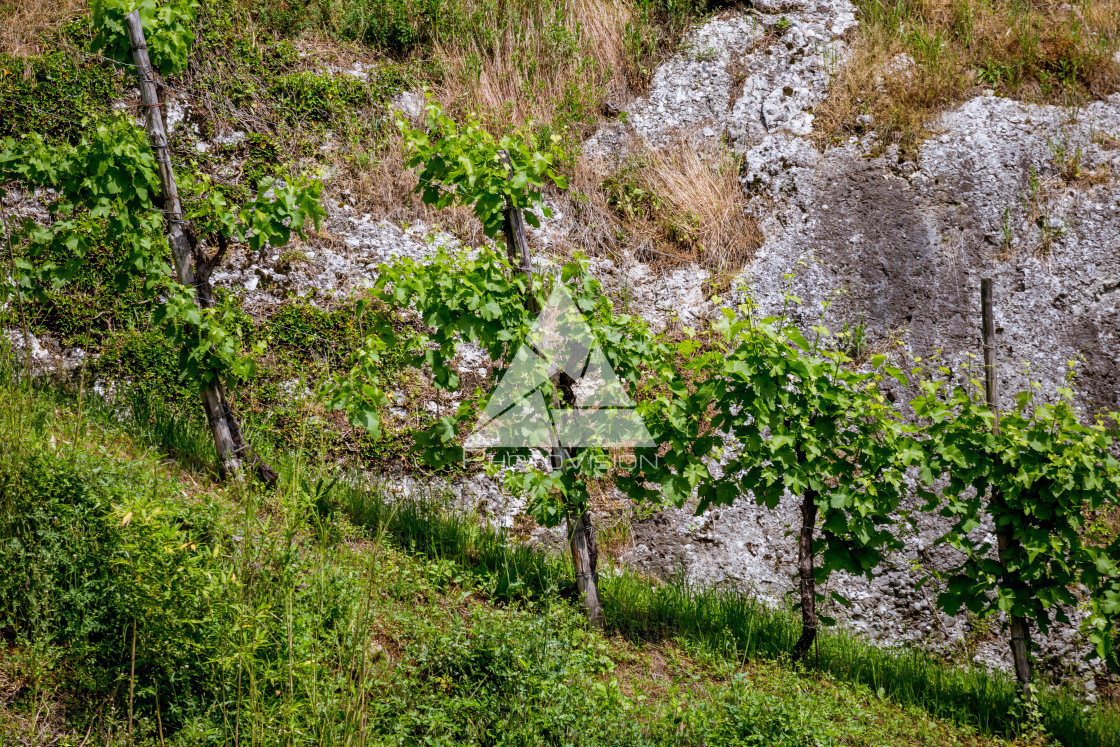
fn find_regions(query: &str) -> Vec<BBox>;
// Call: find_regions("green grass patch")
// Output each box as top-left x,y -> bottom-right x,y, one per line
0,23 -> 125,142
339,481 -> 1120,747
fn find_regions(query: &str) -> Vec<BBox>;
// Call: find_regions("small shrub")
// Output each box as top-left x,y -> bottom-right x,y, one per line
270,70 -> 371,122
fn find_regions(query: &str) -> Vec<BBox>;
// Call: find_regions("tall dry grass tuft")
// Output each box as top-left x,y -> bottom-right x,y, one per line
573,136 -> 761,274
334,134 -> 489,247
429,0 -> 632,140
816,0 -> 1120,151
641,140 -> 761,272
0,0 -> 86,56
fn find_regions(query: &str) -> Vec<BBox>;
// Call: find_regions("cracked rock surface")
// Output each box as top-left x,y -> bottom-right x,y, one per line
585,0 -> 855,158
210,207 -> 461,314
582,6 -> 1120,688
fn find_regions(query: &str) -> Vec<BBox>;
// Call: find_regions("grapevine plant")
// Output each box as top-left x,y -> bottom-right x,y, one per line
913,368 -> 1120,675
326,98 -> 573,444
326,102 -> 665,622
0,119 -> 322,400
398,99 -> 568,239
1,2 -> 324,477
619,290 -> 916,659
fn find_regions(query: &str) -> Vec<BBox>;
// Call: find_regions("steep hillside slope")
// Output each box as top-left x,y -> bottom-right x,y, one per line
0,369 -> 1037,746
2,0 -> 1120,717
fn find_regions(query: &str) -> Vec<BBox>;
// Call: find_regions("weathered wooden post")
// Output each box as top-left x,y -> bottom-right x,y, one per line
981,277 -> 1032,697
497,149 -> 535,299
498,148 -> 603,627
125,11 -> 275,484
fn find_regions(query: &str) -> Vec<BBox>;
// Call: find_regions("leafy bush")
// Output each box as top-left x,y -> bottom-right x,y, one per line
269,70 -> 372,122
398,99 -> 568,238
0,446 -> 224,712
0,48 -> 123,142
91,0 -> 200,76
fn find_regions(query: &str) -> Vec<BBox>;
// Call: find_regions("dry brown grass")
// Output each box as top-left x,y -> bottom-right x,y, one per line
304,1 -> 647,246
0,0 -> 86,57
331,134 -> 490,248
428,0 -> 633,141
815,0 -> 1120,152
571,136 -> 761,274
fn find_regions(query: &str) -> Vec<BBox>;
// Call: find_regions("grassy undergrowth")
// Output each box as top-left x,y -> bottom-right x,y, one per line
0,364 -> 1018,746
817,0 -> 1120,152
342,485 -> 1120,747
3,363 -> 1120,746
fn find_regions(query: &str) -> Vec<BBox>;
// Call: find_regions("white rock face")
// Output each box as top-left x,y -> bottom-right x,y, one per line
392,91 -> 426,120
745,94 -> 1120,408
211,205 -> 461,313
574,7 -> 1120,683
585,0 -> 855,157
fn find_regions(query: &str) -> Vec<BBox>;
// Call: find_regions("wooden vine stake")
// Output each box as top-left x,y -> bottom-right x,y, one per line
981,277 -> 1032,698
1,208 -> 32,385
792,477 -> 820,663
499,150 -> 603,628
497,149 -> 536,303
125,11 -> 276,484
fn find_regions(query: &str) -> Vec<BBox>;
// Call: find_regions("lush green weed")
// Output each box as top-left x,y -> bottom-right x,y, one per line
0,30 -> 124,142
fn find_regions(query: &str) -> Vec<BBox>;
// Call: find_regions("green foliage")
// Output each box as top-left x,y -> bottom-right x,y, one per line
5,218 -> 158,349
342,0 -> 451,50
341,475 -> 1120,747
0,443 -> 224,708
90,327 -> 198,399
0,107 -> 324,394
91,0 -> 200,76
268,298 -> 368,365
9,351 -> 1120,746
638,295 -> 913,587
325,246 -> 535,443
601,158 -> 661,221
269,69 -> 372,122
185,173 -> 326,254
240,0 -> 338,38
154,285 -> 263,388
0,374 -> 1052,747
0,114 -> 167,296
0,50 -> 124,142
329,247 -> 667,527
622,0 -> 714,87
124,383 -> 217,470
398,99 -> 568,238
912,369 -> 1120,668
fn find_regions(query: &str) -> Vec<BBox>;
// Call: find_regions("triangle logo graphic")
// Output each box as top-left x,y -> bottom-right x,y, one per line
465,283 -> 654,450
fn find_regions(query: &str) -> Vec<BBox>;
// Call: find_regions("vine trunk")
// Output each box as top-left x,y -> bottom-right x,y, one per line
793,489 -> 819,663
